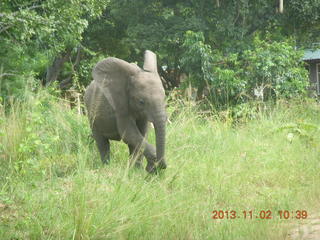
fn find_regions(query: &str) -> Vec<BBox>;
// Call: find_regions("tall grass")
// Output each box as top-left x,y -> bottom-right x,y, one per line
0,90 -> 319,239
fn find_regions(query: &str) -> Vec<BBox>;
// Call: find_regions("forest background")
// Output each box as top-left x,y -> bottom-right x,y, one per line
1,0 -> 319,105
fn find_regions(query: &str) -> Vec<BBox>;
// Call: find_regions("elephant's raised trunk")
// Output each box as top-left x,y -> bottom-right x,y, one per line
153,113 -> 167,169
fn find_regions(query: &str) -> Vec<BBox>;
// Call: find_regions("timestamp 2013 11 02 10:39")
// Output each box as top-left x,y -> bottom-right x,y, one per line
211,210 -> 308,220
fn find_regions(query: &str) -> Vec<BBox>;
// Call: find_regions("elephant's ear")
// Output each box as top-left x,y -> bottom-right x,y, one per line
92,57 -> 140,111
143,50 -> 158,73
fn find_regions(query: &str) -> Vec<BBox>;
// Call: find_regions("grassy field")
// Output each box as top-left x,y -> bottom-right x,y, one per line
0,90 -> 319,240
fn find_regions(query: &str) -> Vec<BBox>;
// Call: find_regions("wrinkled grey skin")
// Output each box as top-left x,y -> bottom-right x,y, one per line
84,50 -> 167,173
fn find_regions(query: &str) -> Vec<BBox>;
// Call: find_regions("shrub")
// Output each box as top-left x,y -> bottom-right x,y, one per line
180,31 -> 309,107
0,88 -> 91,179
242,36 -> 309,99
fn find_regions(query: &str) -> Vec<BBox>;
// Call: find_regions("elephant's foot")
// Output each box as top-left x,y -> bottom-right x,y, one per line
157,160 -> 167,169
146,162 -> 156,173
101,158 -> 110,165
146,160 -> 167,173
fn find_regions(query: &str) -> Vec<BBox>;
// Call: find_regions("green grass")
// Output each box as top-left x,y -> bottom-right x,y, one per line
0,91 -> 319,240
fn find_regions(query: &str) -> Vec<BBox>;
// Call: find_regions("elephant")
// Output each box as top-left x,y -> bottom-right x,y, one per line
84,50 -> 167,173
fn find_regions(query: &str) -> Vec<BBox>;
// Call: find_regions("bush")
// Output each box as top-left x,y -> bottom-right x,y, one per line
242,36 -> 309,99
180,31 -> 309,107
0,88 -> 92,180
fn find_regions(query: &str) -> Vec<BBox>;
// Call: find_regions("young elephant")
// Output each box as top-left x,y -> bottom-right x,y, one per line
84,50 -> 167,173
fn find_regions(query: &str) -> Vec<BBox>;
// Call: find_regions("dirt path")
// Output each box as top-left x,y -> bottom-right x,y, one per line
286,214 -> 320,240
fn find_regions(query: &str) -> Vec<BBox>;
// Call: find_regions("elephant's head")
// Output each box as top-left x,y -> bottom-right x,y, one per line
92,50 -> 167,169
128,52 -> 166,120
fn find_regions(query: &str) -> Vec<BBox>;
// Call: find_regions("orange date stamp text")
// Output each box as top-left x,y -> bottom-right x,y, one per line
211,210 -> 308,220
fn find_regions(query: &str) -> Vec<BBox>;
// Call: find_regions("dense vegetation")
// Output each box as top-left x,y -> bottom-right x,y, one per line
1,0 -> 320,239
1,0 -> 319,104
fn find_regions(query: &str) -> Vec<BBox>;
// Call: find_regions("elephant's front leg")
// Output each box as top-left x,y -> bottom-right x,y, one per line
128,144 -> 143,168
117,117 -> 157,172
129,119 -> 149,168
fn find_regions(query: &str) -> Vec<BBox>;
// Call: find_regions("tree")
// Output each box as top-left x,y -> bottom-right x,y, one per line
0,0 -> 108,97
0,0 -> 314,106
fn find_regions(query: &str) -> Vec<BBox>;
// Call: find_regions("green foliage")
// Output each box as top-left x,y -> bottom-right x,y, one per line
0,0 -> 316,106
272,122 -> 320,145
0,0 -> 107,51
180,31 -> 309,107
0,0 -> 108,98
242,36 -> 309,98
180,31 -> 214,87
283,0 -> 320,47
0,89 -> 92,179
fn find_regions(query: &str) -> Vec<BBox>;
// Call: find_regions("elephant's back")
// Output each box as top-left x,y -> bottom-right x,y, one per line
84,81 -> 120,140
85,80 -> 113,111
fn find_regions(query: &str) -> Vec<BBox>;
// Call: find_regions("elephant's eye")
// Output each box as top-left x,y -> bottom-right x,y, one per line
139,99 -> 145,105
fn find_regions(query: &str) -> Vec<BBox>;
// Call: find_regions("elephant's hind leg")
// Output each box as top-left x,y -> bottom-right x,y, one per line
93,132 -> 110,164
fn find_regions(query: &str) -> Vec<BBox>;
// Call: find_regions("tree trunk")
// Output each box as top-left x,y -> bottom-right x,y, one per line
196,84 -> 205,101
279,0 -> 283,13
45,49 -> 71,86
59,46 -> 82,89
